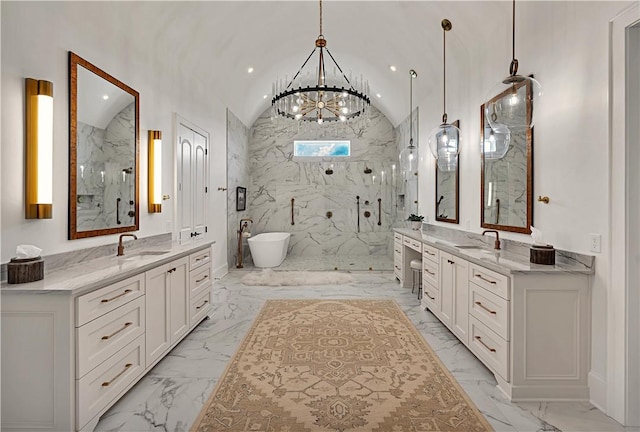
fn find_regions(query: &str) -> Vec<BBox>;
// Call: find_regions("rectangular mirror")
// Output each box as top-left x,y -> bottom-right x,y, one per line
69,52 -> 139,239
480,81 -> 533,234
435,120 -> 459,224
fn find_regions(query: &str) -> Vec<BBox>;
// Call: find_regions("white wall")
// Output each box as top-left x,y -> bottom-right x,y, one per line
0,2 -> 229,272
416,1 -> 633,410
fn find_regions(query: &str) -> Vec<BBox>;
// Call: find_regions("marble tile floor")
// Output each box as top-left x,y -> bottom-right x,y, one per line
95,271 -> 637,432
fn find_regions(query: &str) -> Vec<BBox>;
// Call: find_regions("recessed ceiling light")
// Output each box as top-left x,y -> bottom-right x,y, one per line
376,93 -> 382,98
263,94 -> 268,99
389,65 -> 397,72
102,95 -> 109,100
247,67 -> 254,74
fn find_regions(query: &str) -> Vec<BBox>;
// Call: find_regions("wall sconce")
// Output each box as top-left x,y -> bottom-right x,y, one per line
25,78 -> 53,219
148,130 -> 162,213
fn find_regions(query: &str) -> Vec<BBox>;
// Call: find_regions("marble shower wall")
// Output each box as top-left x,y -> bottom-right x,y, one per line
395,108 -> 419,221
76,103 -> 135,231
226,109 -> 252,268
247,106 -> 399,260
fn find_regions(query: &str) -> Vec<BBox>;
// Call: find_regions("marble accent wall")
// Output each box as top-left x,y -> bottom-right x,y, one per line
395,108 -> 419,220
76,103 -> 136,231
247,106 -> 398,262
226,109 -> 251,268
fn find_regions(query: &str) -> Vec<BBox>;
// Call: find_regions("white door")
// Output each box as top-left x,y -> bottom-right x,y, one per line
145,264 -> 170,366
176,116 -> 209,243
169,257 -> 189,344
439,252 -> 454,328
452,259 -> 469,344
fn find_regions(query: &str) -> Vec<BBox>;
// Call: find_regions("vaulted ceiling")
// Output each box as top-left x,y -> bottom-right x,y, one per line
68,1 -> 512,127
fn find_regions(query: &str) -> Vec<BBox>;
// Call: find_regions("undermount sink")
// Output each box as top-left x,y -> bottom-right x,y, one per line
455,244 -> 484,249
118,250 -> 170,261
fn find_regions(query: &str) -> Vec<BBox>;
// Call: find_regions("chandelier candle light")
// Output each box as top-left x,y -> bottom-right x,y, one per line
428,19 -> 461,172
271,0 -> 370,124
484,0 -> 543,133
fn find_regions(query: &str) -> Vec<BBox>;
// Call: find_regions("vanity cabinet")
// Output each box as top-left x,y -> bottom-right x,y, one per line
395,229 -> 591,401
145,257 -> 189,367
436,252 -> 469,344
393,232 -> 403,281
1,244 -> 213,432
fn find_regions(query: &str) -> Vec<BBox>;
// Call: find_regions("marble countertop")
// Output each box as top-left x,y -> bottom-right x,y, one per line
394,228 -> 594,275
1,240 -> 215,296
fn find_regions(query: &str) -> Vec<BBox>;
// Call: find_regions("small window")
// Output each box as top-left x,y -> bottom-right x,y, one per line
293,140 -> 350,157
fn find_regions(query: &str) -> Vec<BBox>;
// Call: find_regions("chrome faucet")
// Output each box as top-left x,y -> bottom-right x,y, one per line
482,230 -> 501,250
117,233 -> 138,256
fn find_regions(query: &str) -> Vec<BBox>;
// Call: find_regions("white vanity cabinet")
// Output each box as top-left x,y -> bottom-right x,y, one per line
145,257 -> 189,367
393,232 -> 403,281
1,243 -> 214,432
394,229 -> 592,402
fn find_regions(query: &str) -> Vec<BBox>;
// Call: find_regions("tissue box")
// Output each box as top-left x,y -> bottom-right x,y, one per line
8,256 -> 44,284
530,245 -> 555,265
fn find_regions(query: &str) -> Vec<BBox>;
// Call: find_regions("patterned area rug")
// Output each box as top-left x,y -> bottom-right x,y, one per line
191,300 -> 493,432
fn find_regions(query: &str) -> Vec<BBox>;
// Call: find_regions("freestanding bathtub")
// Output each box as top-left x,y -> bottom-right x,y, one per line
247,232 -> 291,268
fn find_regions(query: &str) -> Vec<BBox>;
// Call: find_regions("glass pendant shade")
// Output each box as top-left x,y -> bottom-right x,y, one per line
482,123 -> 510,160
399,143 -> 419,179
428,122 -> 461,169
437,153 -> 458,172
484,75 -> 542,133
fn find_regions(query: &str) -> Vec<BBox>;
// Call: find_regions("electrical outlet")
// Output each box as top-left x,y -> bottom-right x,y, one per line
589,233 -> 601,253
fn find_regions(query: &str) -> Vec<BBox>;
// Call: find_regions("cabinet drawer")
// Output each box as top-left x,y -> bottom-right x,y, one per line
422,282 -> 440,313
422,243 -> 439,263
469,316 -> 509,381
76,274 -> 145,326
422,259 -> 439,287
469,263 -> 510,300
77,335 -> 145,429
393,243 -> 403,255
76,296 -> 145,378
469,282 -> 509,340
403,236 -> 422,252
394,232 -> 403,243
190,289 -> 211,327
190,263 -> 212,298
189,248 -> 211,271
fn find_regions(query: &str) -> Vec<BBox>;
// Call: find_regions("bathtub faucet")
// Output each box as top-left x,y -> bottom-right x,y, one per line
237,218 -> 253,268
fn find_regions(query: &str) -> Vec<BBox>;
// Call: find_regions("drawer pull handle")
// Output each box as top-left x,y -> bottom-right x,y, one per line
101,363 -> 133,387
101,322 -> 133,340
447,259 -> 455,264
475,336 -> 497,352
196,275 -> 208,283
195,255 -> 209,262
424,269 -> 435,276
167,267 -> 177,274
475,301 -> 497,315
196,300 -> 209,310
475,274 -> 497,284
425,292 -> 436,300
425,250 -> 435,256
101,289 -> 132,303
395,249 -> 401,253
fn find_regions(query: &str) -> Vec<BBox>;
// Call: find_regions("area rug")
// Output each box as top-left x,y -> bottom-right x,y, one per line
240,269 -> 354,286
191,299 -> 493,432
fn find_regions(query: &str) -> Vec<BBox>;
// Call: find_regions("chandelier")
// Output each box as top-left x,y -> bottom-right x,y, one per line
271,0 -> 370,124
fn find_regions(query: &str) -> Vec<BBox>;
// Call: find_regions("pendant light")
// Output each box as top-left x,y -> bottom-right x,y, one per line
399,69 -> 418,179
484,0 -> 543,133
428,19 -> 461,172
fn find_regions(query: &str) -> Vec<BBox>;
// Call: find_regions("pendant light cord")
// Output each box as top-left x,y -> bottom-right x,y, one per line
319,0 -> 323,36
409,70 -> 413,146
442,25 -> 447,124
509,0 -> 519,76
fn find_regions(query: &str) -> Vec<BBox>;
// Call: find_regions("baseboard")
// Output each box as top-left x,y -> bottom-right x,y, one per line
213,262 -> 228,279
589,371 -> 607,413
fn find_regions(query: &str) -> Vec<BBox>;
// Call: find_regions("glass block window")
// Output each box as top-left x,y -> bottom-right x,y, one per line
293,140 -> 350,157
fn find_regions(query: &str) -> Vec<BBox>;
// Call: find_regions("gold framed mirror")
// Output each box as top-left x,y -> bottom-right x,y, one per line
435,120 -> 459,224
69,52 -> 139,239
480,80 -> 533,234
